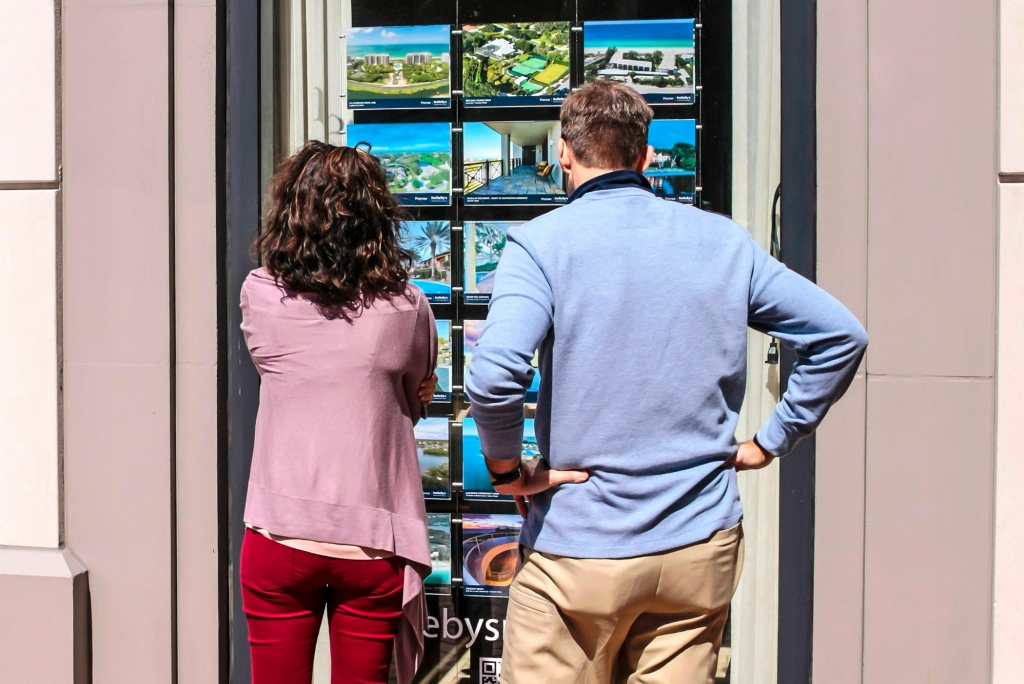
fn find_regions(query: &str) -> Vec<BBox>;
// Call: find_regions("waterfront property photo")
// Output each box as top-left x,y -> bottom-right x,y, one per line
346,24 -> 451,109
416,418 -> 450,500
462,121 -> 566,204
583,18 -> 696,104
644,119 -> 697,203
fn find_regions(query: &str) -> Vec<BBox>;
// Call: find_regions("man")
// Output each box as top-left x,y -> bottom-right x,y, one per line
465,80 -> 867,684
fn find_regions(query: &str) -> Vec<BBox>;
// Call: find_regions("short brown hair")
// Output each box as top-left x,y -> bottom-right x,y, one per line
254,141 -> 413,309
559,80 -> 654,169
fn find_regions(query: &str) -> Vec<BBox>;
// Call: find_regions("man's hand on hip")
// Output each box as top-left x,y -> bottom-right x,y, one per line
729,440 -> 776,471
492,458 -> 590,497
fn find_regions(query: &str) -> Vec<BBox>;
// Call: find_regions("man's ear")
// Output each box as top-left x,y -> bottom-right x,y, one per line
558,138 -> 574,174
635,145 -> 654,173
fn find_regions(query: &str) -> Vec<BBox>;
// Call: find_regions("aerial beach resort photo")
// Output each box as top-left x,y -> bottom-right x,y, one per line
583,18 -> 696,104
462,22 -> 570,106
401,221 -> 451,303
644,119 -> 697,203
462,121 -> 566,205
464,221 -> 523,304
346,25 -> 451,109
346,122 -> 451,205
416,417 -> 451,500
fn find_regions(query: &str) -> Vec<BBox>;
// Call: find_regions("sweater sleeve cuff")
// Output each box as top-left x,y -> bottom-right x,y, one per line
475,420 -> 525,461
754,416 -> 793,458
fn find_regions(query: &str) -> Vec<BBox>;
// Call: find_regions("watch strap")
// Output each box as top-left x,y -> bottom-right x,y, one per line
487,464 -> 522,486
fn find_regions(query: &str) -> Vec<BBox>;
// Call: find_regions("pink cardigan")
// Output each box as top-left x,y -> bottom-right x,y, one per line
240,268 -> 437,684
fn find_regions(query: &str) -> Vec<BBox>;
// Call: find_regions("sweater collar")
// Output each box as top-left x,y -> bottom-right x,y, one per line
567,169 -> 654,204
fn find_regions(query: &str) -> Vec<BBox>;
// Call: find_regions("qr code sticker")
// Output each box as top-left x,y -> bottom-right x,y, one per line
479,657 -> 502,684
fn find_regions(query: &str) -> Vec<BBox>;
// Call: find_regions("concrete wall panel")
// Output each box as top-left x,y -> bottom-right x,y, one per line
0,548 -> 88,684
173,2 -> 221,682
0,190 -> 59,547
0,1 -> 56,181
863,376 -> 994,684
812,374 -> 866,684
993,182 -> 1024,683
816,0 -> 868,324
867,0 -> 997,377
1001,0 -> 1024,173
62,2 -> 173,683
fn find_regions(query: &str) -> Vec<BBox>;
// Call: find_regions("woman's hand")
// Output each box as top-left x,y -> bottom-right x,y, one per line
493,458 -> 589,497
418,373 -> 438,405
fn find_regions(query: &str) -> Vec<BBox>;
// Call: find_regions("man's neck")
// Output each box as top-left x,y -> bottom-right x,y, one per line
568,166 -> 628,192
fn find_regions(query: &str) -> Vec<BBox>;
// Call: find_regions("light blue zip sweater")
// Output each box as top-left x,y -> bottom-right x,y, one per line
465,187 -> 868,559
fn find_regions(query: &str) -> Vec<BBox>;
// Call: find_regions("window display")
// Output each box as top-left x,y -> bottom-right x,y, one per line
417,418 -> 451,499
464,320 -> 540,402
462,418 -> 539,501
645,119 -> 697,203
346,122 -> 452,205
583,19 -> 696,105
461,22 -> 570,107
464,221 -> 524,304
462,514 -> 523,598
425,513 -> 453,595
401,221 -> 452,303
436,319 -> 453,402
346,25 -> 452,110
462,121 -> 566,205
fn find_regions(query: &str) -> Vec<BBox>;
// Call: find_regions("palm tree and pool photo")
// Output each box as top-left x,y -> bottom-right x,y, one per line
401,221 -> 451,303
463,221 -> 523,304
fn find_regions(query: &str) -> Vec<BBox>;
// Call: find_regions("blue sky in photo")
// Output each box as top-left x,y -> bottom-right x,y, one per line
414,417 -> 449,441
436,319 -> 450,339
347,123 -> 451,154
462,512 -> 523,532
402,221 -> 451,260
463,122 -> 502,162
584,18 -> 695,49
348,24 -> 450,47
648,119 -> 696,149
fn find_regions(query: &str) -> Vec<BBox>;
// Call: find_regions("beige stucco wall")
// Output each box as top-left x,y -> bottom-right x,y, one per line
0,1 -> 60,549
816,0 -> 1001,683
993,1 -> 1024,682
173,1 -> 221,682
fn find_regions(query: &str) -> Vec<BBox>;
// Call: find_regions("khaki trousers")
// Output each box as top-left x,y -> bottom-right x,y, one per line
501,524 -> 744,684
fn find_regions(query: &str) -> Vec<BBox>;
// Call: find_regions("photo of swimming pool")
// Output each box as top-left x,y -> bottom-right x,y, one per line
425,513 -> 452,594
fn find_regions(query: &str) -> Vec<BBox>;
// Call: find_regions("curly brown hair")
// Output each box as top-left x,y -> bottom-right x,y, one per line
254,141 -> 413,308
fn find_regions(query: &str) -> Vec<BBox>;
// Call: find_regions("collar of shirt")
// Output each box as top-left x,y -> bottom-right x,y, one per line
567,168 -> 654,204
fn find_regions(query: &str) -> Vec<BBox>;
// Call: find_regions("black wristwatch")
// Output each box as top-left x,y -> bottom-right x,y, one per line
487,463 -> 523,486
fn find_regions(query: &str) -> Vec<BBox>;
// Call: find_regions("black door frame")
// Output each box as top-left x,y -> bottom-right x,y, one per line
219,2 -> 819,681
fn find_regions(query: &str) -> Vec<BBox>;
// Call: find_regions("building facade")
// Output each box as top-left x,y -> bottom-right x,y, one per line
0,1 -> 1021,683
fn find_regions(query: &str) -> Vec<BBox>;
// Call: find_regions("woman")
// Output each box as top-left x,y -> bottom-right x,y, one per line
239,141 -> 438,684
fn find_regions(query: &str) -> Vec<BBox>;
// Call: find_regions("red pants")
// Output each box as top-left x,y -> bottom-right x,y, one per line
240,529 -> 405,684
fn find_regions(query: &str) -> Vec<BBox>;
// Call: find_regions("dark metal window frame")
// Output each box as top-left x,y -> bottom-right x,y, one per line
219,1 -> 818,681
